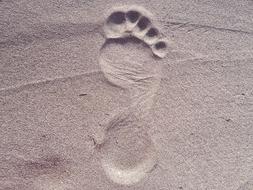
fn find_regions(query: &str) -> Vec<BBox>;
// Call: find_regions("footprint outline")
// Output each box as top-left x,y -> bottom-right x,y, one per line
98,5 -> 168,185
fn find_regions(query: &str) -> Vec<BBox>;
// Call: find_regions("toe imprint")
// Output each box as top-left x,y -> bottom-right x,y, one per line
98,5 -> 167,185
137,16 -> 151,31
103,5 -> 168,58
146,27 -> 159,37
126,10 -> 140,23
152,39 -> 168,58
105,11 -> 127,39
144,27 -> 159,45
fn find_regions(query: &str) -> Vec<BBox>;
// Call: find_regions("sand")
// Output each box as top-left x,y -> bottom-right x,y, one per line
0,0 -> 253,189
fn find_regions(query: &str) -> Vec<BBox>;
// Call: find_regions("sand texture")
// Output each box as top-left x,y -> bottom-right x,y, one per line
0,0 -> 253,189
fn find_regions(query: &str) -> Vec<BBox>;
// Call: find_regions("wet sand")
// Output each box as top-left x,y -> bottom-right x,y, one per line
0,0 -> 253,189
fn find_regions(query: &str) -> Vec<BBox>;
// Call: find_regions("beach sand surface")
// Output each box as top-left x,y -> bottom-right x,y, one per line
0,0 -> 253,189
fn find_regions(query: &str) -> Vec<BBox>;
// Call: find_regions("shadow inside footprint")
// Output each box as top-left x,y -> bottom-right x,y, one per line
108,11 -> 126,24
155,41 -> 166,49
137,17 -> 151,31
101,36 -> 149,48
146,28 -> 158,37
126,10 -> 140,23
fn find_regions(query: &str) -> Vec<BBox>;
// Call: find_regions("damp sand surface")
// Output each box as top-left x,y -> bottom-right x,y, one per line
0,1 -> 253,190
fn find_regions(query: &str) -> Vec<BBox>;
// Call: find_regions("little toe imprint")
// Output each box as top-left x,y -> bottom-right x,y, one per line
152,39 -> 168,58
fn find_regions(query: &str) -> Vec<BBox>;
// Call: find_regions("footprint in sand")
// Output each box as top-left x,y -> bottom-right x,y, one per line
97,5 -> 168,185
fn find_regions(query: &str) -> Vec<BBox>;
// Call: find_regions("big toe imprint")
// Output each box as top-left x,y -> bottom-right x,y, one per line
98,5 -> 167,185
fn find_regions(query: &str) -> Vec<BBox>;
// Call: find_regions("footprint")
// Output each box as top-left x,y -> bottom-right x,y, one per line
98,6 -> 167,185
